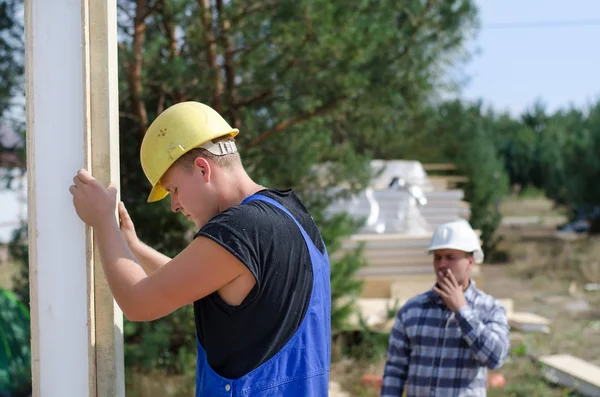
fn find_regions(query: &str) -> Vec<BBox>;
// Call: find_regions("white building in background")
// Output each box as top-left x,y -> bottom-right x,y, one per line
0,125 -> 26,246
0,167 -> 27,244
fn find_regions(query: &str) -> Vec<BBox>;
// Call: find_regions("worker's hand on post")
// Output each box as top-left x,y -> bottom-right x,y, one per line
433,269 -> 467,312
69,168 -> 118,229
118,201 -> 140,249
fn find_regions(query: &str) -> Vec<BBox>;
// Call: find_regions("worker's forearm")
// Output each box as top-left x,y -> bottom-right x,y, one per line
129,240 -> 171,275
456,306 -> 510,369
94,218 -> 147,317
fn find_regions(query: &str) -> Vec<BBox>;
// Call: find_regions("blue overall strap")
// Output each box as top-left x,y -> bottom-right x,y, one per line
243,194 -> 299,227
195,192 -> 331,397
242,194 -> 326,255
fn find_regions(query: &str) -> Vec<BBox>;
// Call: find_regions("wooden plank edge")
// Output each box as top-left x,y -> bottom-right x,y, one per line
88,0 -> 125,395
539,354 -> 600,396
24,1 -> 39,395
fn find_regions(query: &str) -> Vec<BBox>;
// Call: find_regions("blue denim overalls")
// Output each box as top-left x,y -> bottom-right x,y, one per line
195,194 -> 331,396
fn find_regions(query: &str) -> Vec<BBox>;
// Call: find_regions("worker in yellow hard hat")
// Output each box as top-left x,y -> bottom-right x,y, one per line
69,101 -> 331,396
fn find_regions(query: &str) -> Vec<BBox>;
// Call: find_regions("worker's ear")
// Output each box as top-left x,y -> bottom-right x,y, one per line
193,157 -> 211,182
467,253 -> 474,268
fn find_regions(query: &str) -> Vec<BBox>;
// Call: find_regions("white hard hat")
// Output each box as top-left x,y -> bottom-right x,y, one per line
428,220 -> 484,264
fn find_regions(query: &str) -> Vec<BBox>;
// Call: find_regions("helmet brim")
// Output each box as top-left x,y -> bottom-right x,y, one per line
427,245 -> 484,264
147,182 -> 169,203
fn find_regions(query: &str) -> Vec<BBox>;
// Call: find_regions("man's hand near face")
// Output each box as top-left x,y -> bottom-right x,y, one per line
433,269 -> 468,312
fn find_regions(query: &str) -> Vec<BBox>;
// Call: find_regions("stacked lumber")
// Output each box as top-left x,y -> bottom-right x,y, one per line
508,312 -> 551,334
423,163 -> 469,190
422,190 -> 471,228
326,186 -> 470,235
333,232 -> 434,273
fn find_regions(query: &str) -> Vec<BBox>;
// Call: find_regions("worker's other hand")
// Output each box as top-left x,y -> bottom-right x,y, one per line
69,169 -> 118,228
433,269 -> 467,312
118,201 -> 140,249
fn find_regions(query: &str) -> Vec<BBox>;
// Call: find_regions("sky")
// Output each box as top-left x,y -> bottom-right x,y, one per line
458,0 -> 600,116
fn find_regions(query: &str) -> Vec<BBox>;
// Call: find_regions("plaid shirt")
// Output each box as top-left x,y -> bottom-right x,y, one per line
381,280 -> 510,397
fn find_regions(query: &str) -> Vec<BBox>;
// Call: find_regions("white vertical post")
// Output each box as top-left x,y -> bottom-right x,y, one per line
25,0 -> 123,395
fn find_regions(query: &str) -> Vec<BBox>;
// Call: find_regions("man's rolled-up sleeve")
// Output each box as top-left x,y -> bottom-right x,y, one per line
455,301 -> 510,369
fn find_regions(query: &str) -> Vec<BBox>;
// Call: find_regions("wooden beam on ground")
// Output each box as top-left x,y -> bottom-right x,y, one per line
429,175 -> 469,184
538,354 -> 600,397
25,0 -> 123,396
422,163 -> 458,171
507,312 -> 551,334
497,298 -> 514,315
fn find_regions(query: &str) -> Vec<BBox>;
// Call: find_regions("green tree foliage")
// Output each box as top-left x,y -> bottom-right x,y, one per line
0,0 -> 22,118
319,211 -> 365,332
579,102 -> 600,214
0,0 -> 24,172
8,225 -> 28,305
0,4 -> 29,391
417,100 -> 508,253
456,117 -> 508,254
483,99 -> 600,228
0,289 -> 31,397
541,103 -> 600,226
492,116 -> 538,190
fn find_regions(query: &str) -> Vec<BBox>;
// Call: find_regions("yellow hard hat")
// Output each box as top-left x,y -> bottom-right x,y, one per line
140,101 -> 239,203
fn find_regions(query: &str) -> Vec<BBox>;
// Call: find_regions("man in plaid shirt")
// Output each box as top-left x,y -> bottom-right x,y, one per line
381,220 -> 510,397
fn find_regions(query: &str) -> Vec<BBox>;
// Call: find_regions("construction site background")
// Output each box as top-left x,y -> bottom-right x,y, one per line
1,1 -> 600,396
